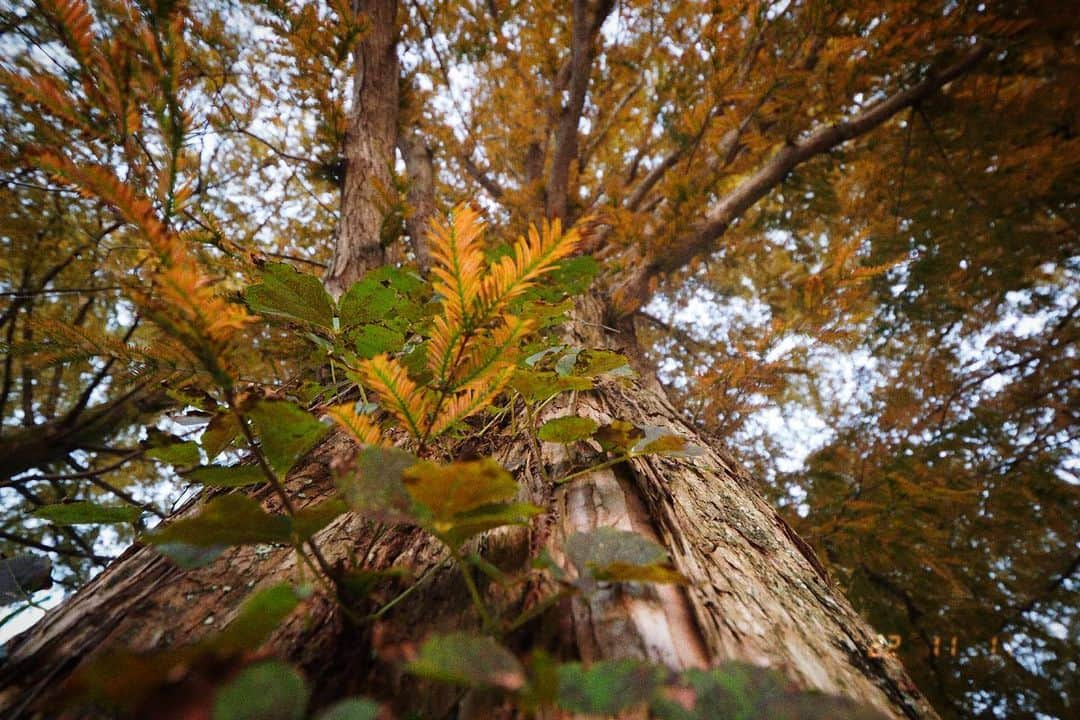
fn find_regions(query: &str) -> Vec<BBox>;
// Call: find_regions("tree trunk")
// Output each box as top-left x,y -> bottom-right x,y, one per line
0,298 -> 936,719
325,0 -> 401,296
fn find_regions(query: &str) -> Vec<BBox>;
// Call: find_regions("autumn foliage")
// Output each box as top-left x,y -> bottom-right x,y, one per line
1,1 -> 1076,718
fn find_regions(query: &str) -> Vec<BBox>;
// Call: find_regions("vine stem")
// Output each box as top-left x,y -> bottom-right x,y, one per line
225,393 -> 338,585
457,552 -> 496,632
554,454 -> 628,485
365,560 -> 448,620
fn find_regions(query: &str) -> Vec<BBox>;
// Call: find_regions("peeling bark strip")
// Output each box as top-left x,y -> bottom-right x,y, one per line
326,0 -> 401,296
0,312 -> 936,720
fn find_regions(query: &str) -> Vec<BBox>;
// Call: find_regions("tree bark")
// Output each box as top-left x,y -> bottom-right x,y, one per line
0,300 -> 937,720
325,0 -> 401,296
0,6 -> 953,718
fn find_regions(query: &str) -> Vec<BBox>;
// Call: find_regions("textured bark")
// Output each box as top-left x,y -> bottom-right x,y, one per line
546,0 -> 615,221
0,300 -> 937,720
325,0 -> 401,296
398,125 -> 436,272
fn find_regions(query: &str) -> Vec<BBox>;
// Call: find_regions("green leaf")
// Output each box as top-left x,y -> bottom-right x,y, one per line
155,542 -> 225,569
147,495 -> 291,547
350,324 -> 404,359
594,420 -> 645,453
147,441 -> 201,467
368,265 -> 427,299
212,660 -> 309,720
336,446 -> 418,523
315,698 -> 381,720
32,502 -> 140,525
650,664 -> 887,720
548,255 -> 598,296
248,401 -> 329,474
201,412 -> 241,460
634,426 -> 704,458
403,459 -> 537,548
408,632 -> 525,691
565,527 -> 687,586
537,415 -> 598,443
291,498 -> 347,540
217,583 -> 305,651
510,369 -> 592,403
245,263 -> 335,329
555,348 -> 581,377
339,277 -> 400,327
557,659 -> 666,715
576,349 -> 634,378
403,458 -> 517,520
437,501 -> 544,549
187,464 -> 266,487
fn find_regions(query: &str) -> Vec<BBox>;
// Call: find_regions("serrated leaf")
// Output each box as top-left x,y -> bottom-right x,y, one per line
369,265 -> 428,299
576,349 -> 634,378
187,464 -> 265,487
248,401 -> 329,474
291,498 -> 346,540
595,420 -> 645,453
148,495 -> 291,547
565,527 -> 686,585
437,501 -> 544,549
155,542 -> 225,569
32,502 -> 140,525
408,632 -> 525,691
216,583 -> 305,651
634,426 -> 704,457
557,659 -> 665,715
147,441 -> 201,467
201,412 -> 241,460
336,446 -> 418,523
339,278 -> 400,327
555,348 -> 581,377
510,369 -> 592,403
650,664 -> 887,720
537,415 -> 598,443
402,458 -> 517,521
212,660 -> 309,720
350,323 -> 405,359
316,698 -> 381,720
245,263 -> 335,329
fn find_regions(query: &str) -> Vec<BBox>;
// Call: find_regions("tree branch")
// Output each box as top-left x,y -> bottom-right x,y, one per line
613,43 -> 991,313
547,0 -> 615,220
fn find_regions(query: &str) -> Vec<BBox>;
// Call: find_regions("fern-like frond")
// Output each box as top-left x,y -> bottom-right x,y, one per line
0,72 -> 91,134
427,203 -> 486,325
32,152 -> 169,249
44,0 -> 95,61
326,404 -> 386,446
448,315 -> 534,389
358,354 -> 431,441
427,363 -> 516,437
426,313 -> 469,386
477,218 -> 582,318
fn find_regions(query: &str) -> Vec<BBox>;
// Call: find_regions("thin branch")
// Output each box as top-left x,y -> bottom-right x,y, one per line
547,0 -> 616,220
0,529 -> 112,564
615,43 -> 992,311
